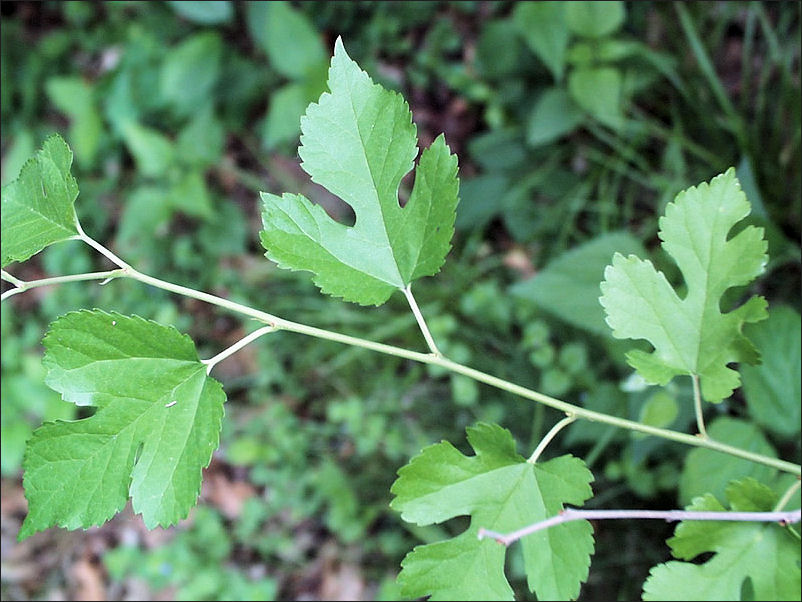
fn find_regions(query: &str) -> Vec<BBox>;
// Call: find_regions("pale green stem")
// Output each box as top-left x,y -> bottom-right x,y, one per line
1,269 -> 124,301
403,285 -> 441,356
6,238 -> 802,477
1,269 -> 25,287
774,480 -> 802,512
202,325 -> 276,375
478,507 -> 802,547
528,415 -> 577,464
76,222 -> 132,270
691,374 -> 708,438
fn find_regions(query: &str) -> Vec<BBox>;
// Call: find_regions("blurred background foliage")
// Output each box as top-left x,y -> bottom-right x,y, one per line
1,1 -> 799,600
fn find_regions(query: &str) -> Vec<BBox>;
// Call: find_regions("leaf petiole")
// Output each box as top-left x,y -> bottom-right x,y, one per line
403,285 -> 441,356
1,269 -> 24,287
528,414 -> 577,463
202,325 -> 277,375
774,479 -> 802,512
691,373 -> 708,438
75,220 -> 131,270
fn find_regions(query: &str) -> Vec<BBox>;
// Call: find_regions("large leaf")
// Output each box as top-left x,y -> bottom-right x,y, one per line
643,479 -> 801,601
679,417 -> 777,505
510,231 -> 646,336
260,38 -> 459,305
19,310 -> 226,539
741,305 -> 801,438
600,169 -> 768,402
1,134 -> 79,267
391,423 -> 594,601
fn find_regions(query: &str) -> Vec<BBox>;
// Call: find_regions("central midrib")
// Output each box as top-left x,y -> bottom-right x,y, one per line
346,81 -> 405,287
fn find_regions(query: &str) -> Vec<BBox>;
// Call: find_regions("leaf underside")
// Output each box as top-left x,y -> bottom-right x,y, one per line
391,423 -> 595,601
259,37 -> 459,306
20,310 -> 226,540
600,168 -> 768,402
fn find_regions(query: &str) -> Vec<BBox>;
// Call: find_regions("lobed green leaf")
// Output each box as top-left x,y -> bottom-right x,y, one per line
20,310 -> 225,539
260,37 -> 459,306
391,423 -> 595,601
600,168 -> 769,402
643,479 -> 800,601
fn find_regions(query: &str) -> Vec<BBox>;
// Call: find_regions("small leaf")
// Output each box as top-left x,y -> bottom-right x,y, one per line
637,390 -> 679,432
160,32 -> 222,118
262,82 -> 313,149
20,310 -> 225,539
260,38 -> 459,306
1,130 -> 35,186
1,134 -> 79,267
475,20 -> 524,80
166,0 -> 232,24
513,2 -> 569,81
527,87 -> 584,146
566,1 -> 626,38
454,174 -> 508,231
122,123 -> 176,178
169,169 -> 213,220
643,479 -> 800,601
177,104 -> 225,168
391,423 -> 595,601
246,1 -> 326,79
45,76 -> 102,169
600,169 -> 769,402
568,66 -> 624,129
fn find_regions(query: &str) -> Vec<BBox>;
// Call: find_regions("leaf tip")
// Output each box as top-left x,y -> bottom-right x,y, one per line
17,517 -> 40,542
